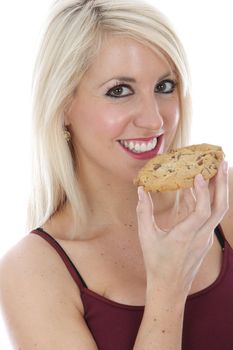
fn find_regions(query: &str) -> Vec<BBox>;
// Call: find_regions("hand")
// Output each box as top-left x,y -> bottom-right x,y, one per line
136,160 -> 229,297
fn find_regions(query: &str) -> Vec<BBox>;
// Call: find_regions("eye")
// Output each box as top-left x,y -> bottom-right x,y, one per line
106,84 -> 133,98
155,79 -> 177,94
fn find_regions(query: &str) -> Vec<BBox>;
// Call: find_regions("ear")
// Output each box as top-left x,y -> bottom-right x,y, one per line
63,112 -> 71,126
63,99 -> 73,126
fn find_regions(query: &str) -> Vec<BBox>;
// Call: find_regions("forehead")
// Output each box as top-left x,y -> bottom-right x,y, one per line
82,35 -> 175,83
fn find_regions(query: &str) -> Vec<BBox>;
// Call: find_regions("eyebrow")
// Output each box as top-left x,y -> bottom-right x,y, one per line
100,71 -> 177,87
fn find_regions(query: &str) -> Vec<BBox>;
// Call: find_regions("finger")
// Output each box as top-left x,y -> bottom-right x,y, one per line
172,174 -> 211,236
201,160 -> 229,231
193,174 -> 211,222
208,174 -> 216,205
212,160 -> 229,212
189,160 -> 229,240
188,173 -> 211,228
183,187 -> 196,214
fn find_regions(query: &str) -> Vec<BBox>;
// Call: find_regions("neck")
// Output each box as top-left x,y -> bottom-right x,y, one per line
77,169 -> 178,232
47,168 -> 180,240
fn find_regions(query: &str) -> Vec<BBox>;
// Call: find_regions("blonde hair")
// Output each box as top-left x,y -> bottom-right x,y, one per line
26,0 -> 192,235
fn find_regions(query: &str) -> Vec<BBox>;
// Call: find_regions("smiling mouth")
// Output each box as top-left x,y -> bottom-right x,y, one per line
118,136 -> 159,154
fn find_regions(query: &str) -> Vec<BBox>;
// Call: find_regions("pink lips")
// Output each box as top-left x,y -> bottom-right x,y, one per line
119,134 -> 164,160
122,136 -> 158,142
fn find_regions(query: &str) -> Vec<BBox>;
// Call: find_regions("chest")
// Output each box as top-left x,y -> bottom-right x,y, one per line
61,232 -> 223,307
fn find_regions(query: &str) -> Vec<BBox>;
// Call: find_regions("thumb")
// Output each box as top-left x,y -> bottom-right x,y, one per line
136,187 -> 158,235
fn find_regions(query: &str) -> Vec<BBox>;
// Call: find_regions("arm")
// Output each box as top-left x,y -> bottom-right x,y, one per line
133,161 -> 228,350
0,236 -> 99,350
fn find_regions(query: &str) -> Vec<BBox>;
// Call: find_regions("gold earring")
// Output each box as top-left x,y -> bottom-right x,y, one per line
63,127 -> 71,142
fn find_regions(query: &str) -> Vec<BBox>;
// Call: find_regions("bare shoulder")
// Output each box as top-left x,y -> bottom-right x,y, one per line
0,233 -> 79,303
0,234 -> 97,349
221,167 -> 233,246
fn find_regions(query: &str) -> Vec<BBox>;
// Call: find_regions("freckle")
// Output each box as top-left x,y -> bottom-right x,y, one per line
100,252 -> 104,256
153,318 -> 157,322
162,330 -> 166,334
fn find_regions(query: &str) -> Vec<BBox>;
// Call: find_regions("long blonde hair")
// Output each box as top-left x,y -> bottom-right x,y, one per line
26,0 -> 192,235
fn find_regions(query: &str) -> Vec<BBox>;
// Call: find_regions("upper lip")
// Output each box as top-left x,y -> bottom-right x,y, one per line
118,134 -> 163,142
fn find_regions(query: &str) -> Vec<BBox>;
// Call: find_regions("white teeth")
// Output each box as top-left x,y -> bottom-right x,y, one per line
120,137 -> 158,153
146,142 -> 153,151
140,143 -> 147,152
129,141 -> 134,150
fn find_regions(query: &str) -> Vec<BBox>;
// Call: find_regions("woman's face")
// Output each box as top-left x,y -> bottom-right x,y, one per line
65,35 -> 180,182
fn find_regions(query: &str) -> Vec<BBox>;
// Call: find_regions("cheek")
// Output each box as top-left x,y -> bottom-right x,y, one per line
162,99 -> 180,130
69,99 -> 132,140
98,110 -> 131,137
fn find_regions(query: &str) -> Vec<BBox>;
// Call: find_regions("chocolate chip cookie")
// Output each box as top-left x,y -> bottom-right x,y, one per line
134,143 -> 224,192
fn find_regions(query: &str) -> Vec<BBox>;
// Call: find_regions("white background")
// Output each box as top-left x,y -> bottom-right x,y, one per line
0,0 -> 232,348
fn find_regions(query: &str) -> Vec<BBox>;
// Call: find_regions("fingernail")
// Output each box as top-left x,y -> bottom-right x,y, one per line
222,160 -> 228,174
196,174 -> 206,186
137,186 -> 145,201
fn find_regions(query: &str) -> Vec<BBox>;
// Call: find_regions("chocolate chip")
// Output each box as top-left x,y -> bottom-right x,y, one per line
153,164 -> 161,171
177,153 -> 182,160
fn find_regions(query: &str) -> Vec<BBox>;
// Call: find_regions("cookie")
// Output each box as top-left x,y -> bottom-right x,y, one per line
134,143 -> 224,192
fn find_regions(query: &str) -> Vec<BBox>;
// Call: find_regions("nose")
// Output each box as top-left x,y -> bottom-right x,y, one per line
133,95 -> 164,131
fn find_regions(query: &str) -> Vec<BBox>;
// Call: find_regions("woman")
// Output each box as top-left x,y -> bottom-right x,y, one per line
0,0 -> 232,349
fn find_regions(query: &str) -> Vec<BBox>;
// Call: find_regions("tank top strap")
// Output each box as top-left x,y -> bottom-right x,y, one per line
30,227 -> 88,291
214,224 -> 226,250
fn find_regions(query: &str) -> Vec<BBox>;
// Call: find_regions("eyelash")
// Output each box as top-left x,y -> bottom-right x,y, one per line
105,83 -> 132,98
105,79 -> 177,98
156,79 -> 177,94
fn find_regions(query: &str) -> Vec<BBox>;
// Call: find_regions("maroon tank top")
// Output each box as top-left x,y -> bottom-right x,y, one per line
30,226 -> 233,350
